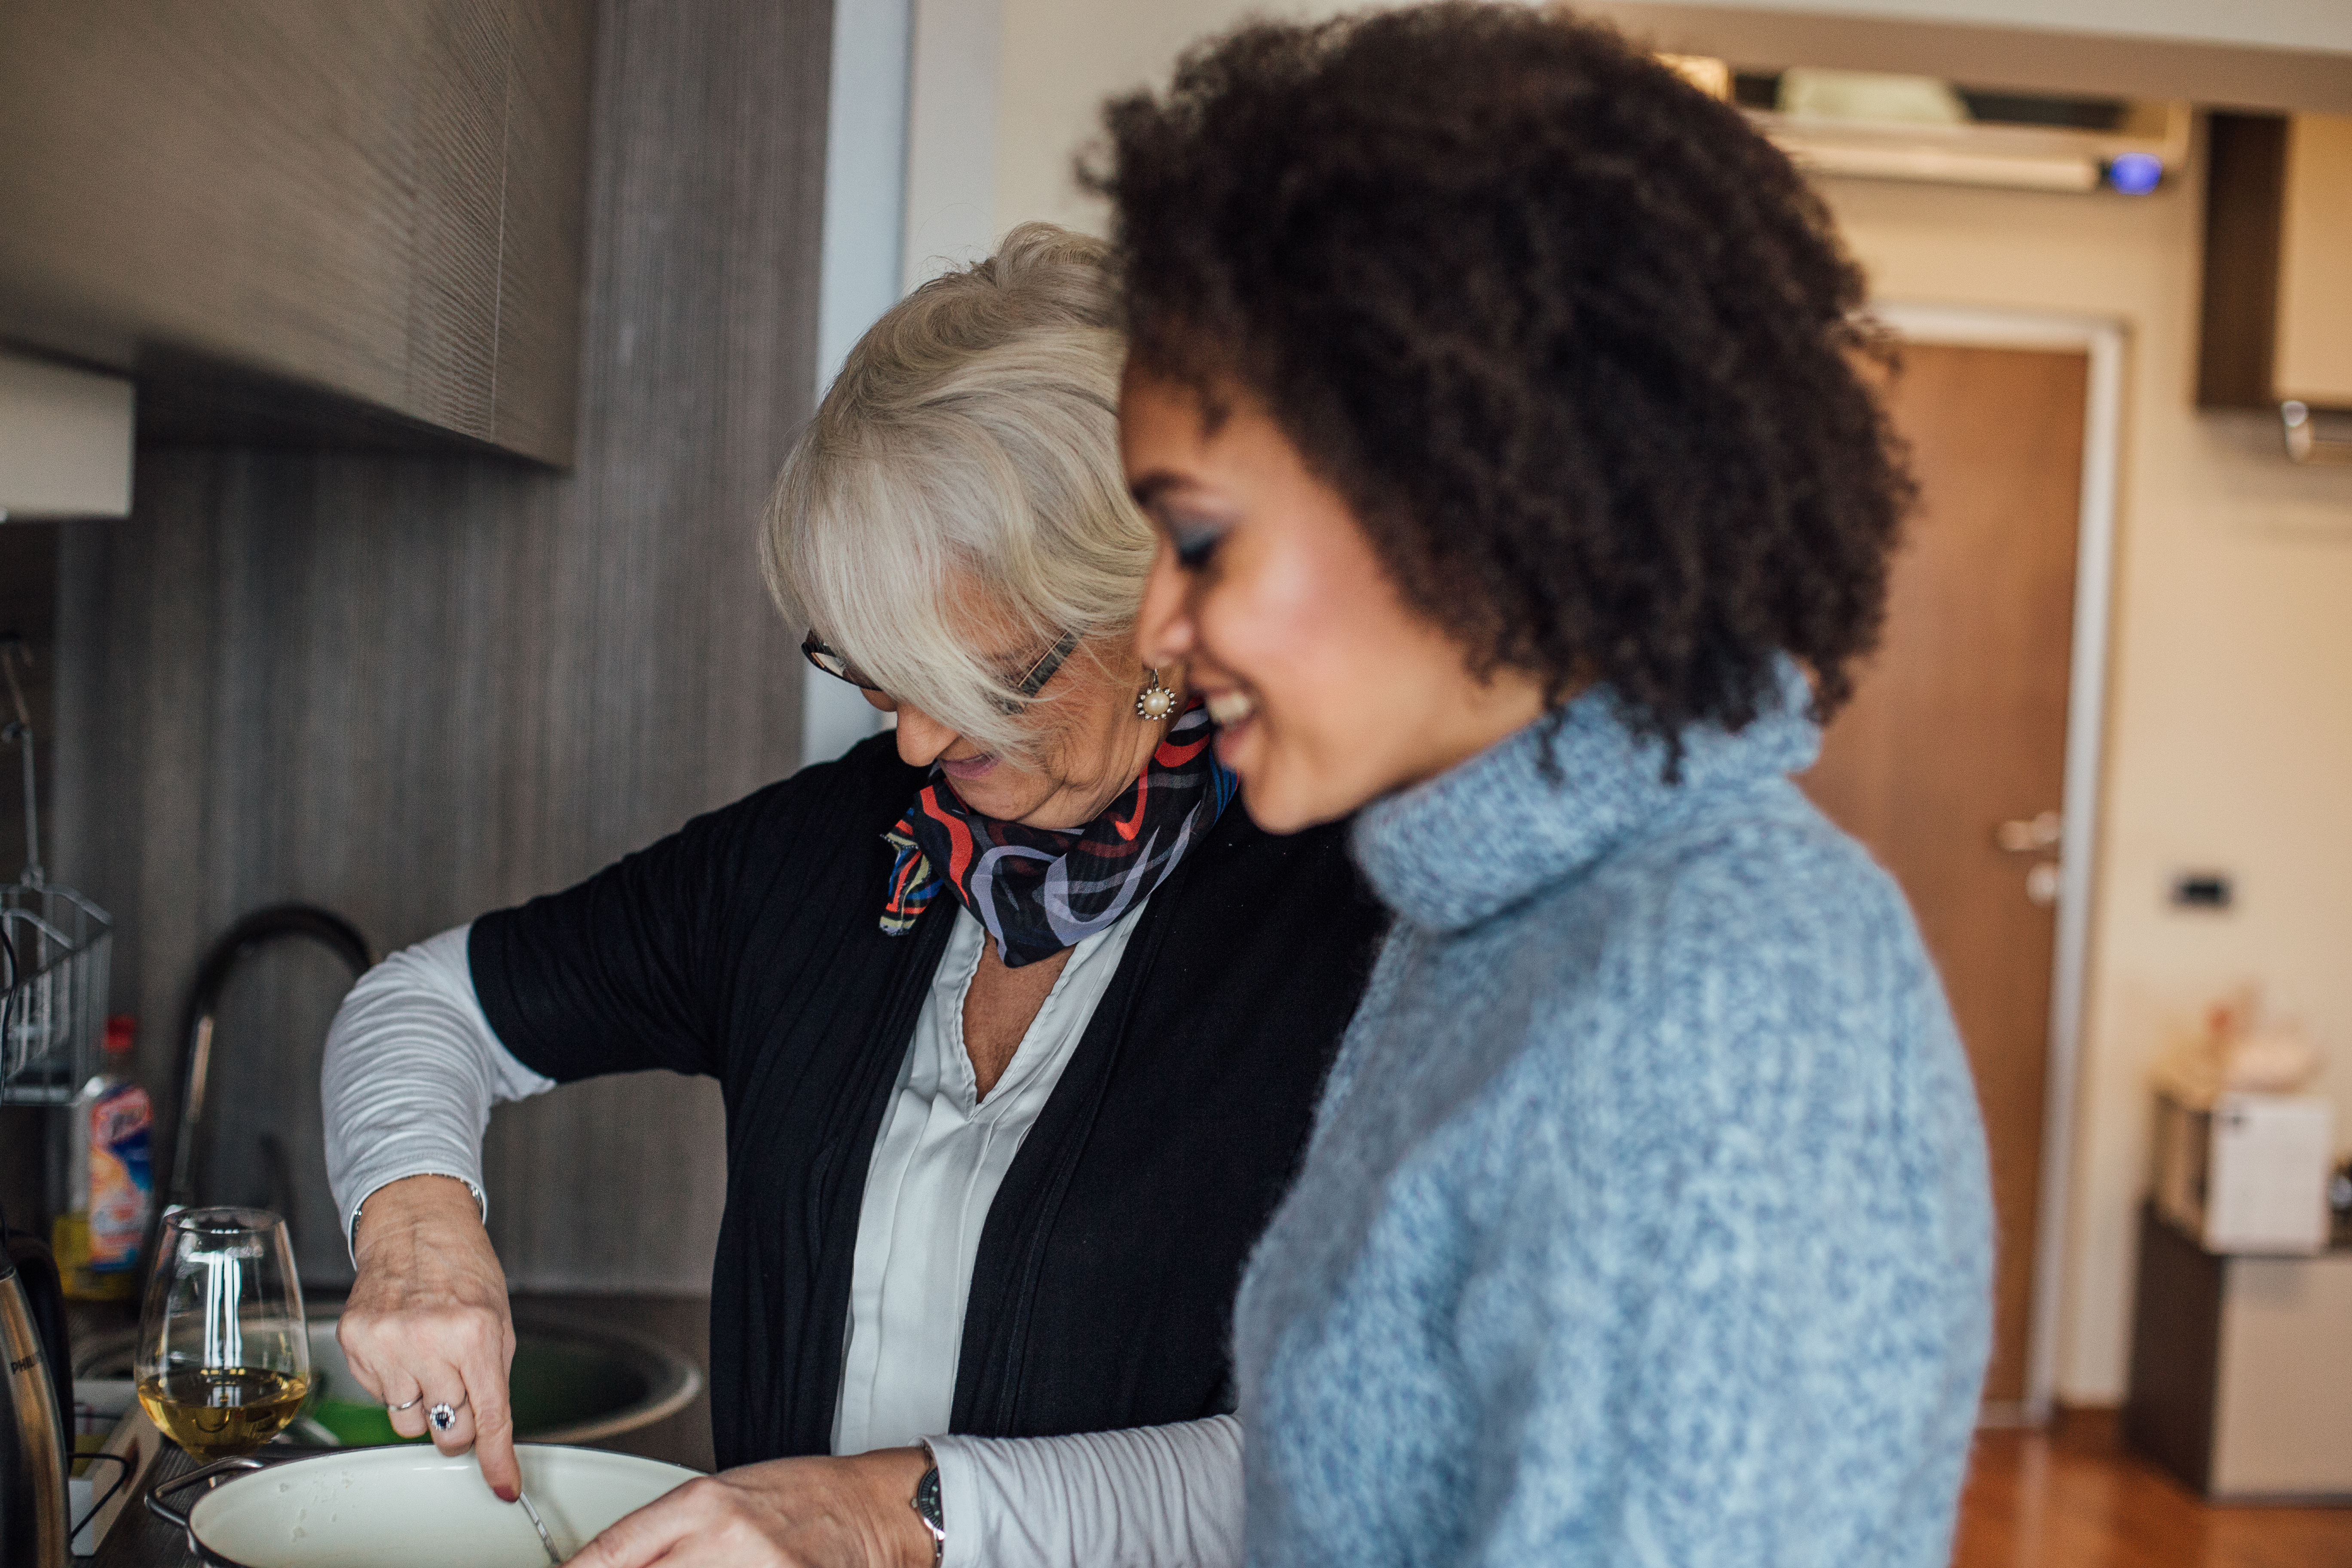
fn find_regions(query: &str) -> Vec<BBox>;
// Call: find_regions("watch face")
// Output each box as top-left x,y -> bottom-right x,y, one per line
915,1464 -> 945,1531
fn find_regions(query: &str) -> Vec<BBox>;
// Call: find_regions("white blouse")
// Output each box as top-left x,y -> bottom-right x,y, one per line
831,902 -> 1139,1454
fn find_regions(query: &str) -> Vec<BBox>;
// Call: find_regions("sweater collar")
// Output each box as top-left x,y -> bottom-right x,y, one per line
1350,658 -> 1822,933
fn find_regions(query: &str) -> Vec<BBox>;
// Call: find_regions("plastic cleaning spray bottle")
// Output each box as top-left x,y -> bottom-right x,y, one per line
52,1016 -> 152,1301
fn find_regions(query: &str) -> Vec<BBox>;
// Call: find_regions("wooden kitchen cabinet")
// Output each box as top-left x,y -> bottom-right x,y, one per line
2198,111 -> 2352,418
0,0 -> 593,465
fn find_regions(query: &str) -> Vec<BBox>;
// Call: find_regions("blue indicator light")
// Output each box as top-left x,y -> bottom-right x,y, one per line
2106,152 -> 2163,195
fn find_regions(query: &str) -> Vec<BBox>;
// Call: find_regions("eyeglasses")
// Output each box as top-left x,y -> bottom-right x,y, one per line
801,628 -> 1082,712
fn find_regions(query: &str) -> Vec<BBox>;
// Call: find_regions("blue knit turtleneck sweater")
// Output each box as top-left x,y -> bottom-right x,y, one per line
1233,671 -> 1993,1567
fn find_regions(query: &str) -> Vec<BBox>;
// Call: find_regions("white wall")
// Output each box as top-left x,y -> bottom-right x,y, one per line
996,0 -> 1317,238
945,0 -> 2352,1405
818,0 -> 914,390
902,0 -> 1007,288
803,0 -> 917,765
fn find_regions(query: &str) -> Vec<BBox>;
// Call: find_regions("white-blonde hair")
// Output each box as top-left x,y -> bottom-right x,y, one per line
763,222 -> 1154,761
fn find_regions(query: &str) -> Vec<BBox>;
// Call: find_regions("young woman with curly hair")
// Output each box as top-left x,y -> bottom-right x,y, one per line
1103,5 -> 1994,1565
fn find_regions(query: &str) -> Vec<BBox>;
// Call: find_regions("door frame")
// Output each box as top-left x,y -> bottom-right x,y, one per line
1871,301 -> 2125,1424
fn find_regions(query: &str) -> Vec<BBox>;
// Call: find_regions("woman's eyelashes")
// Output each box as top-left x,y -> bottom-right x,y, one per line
1166,518 -> 1226,570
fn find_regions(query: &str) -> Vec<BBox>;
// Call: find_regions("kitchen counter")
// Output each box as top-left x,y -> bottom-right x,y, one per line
85,1292 -> 711,1568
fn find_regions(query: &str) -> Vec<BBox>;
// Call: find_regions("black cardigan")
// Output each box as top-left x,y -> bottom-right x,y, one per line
469,734 -> 1387,1467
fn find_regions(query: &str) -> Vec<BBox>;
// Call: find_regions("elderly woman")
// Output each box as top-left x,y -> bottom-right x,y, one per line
321,224 -> 1384,1568
1107,8 -> 1994,1567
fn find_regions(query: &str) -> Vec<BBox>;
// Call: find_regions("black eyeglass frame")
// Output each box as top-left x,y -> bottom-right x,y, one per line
801,627 -> 1083,711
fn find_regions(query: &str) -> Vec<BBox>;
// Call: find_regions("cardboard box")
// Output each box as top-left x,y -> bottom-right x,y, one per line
2154,1090 -> 2336,1255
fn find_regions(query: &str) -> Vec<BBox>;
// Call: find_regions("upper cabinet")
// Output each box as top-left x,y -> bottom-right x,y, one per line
2199,112 -> 2352,451
0,0 -> 594,466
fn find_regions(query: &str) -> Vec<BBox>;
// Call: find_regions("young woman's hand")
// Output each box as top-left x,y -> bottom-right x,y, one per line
337,1174 -> 521,1498
565,1449 -> 935,1568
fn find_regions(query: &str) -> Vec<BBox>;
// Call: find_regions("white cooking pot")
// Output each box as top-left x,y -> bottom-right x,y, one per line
147,1444 -> 698,1567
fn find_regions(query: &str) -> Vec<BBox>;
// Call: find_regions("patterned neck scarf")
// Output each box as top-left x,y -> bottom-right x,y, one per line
881,702 -> 1237,967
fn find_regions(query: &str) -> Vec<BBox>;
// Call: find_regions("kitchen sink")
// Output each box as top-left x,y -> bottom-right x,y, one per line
75,1307 -> 702,1448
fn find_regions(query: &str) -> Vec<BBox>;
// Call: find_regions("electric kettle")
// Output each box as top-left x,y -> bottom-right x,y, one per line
2,1205 -> 70,1568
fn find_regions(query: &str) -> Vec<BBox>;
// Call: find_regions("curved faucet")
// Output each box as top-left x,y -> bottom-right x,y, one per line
146,904 -> 374,1280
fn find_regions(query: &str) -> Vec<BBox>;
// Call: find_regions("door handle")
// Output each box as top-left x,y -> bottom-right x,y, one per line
2282,402 -> 2352,466
1994,810 -> 2062,853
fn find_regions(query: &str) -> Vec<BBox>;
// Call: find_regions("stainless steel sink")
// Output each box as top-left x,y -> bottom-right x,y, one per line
76,1308 -> 701,1448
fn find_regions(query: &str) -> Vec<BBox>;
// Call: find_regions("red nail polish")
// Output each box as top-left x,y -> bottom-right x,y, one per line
496,1486 -> 519,1503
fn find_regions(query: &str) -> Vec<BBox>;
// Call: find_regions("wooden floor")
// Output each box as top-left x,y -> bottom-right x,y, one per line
1954,1412 -> 2352,1568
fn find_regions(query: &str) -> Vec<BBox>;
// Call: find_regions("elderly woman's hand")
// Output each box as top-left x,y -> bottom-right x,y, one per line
337,1174 -> 522,1498
566,1449 -> 935,1568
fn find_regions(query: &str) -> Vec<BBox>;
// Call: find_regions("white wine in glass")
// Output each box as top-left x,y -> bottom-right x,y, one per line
137,1207 -> 311,1459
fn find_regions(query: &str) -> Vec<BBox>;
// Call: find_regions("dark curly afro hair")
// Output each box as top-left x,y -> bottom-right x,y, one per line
1087,2 -> 1914,758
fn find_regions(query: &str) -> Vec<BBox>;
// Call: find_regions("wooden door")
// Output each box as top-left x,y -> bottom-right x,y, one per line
1801,341 -> 2086,1411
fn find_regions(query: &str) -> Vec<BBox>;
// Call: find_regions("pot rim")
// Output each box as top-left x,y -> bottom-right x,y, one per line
147,1443 -> 702,1568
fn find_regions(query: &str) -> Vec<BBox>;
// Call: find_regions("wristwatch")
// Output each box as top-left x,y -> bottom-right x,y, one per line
912,1444 -> 945,1566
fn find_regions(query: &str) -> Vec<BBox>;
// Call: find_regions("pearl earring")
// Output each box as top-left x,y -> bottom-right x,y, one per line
1135,668 -> 1179,720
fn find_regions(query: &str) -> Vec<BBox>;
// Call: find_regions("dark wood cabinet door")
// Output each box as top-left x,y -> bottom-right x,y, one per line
0,0 -> 592,464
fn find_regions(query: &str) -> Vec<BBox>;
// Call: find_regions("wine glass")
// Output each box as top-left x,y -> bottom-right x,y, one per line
136,1207 -> 311,1459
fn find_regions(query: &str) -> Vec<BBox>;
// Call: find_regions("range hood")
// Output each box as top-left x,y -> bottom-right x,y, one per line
1668,58 -> 2190,195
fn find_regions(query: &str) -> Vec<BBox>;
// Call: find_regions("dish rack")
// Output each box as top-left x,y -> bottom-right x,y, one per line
2,638 -> 111,1105
3,883 -> 111,1104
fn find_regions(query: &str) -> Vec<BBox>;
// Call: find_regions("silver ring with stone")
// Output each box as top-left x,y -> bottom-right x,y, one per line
429,1400 -> 462,1433
386,1395 -> 423,1412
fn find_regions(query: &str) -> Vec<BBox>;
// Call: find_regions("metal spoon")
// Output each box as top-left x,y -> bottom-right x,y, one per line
517,1489 -> 564,1565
